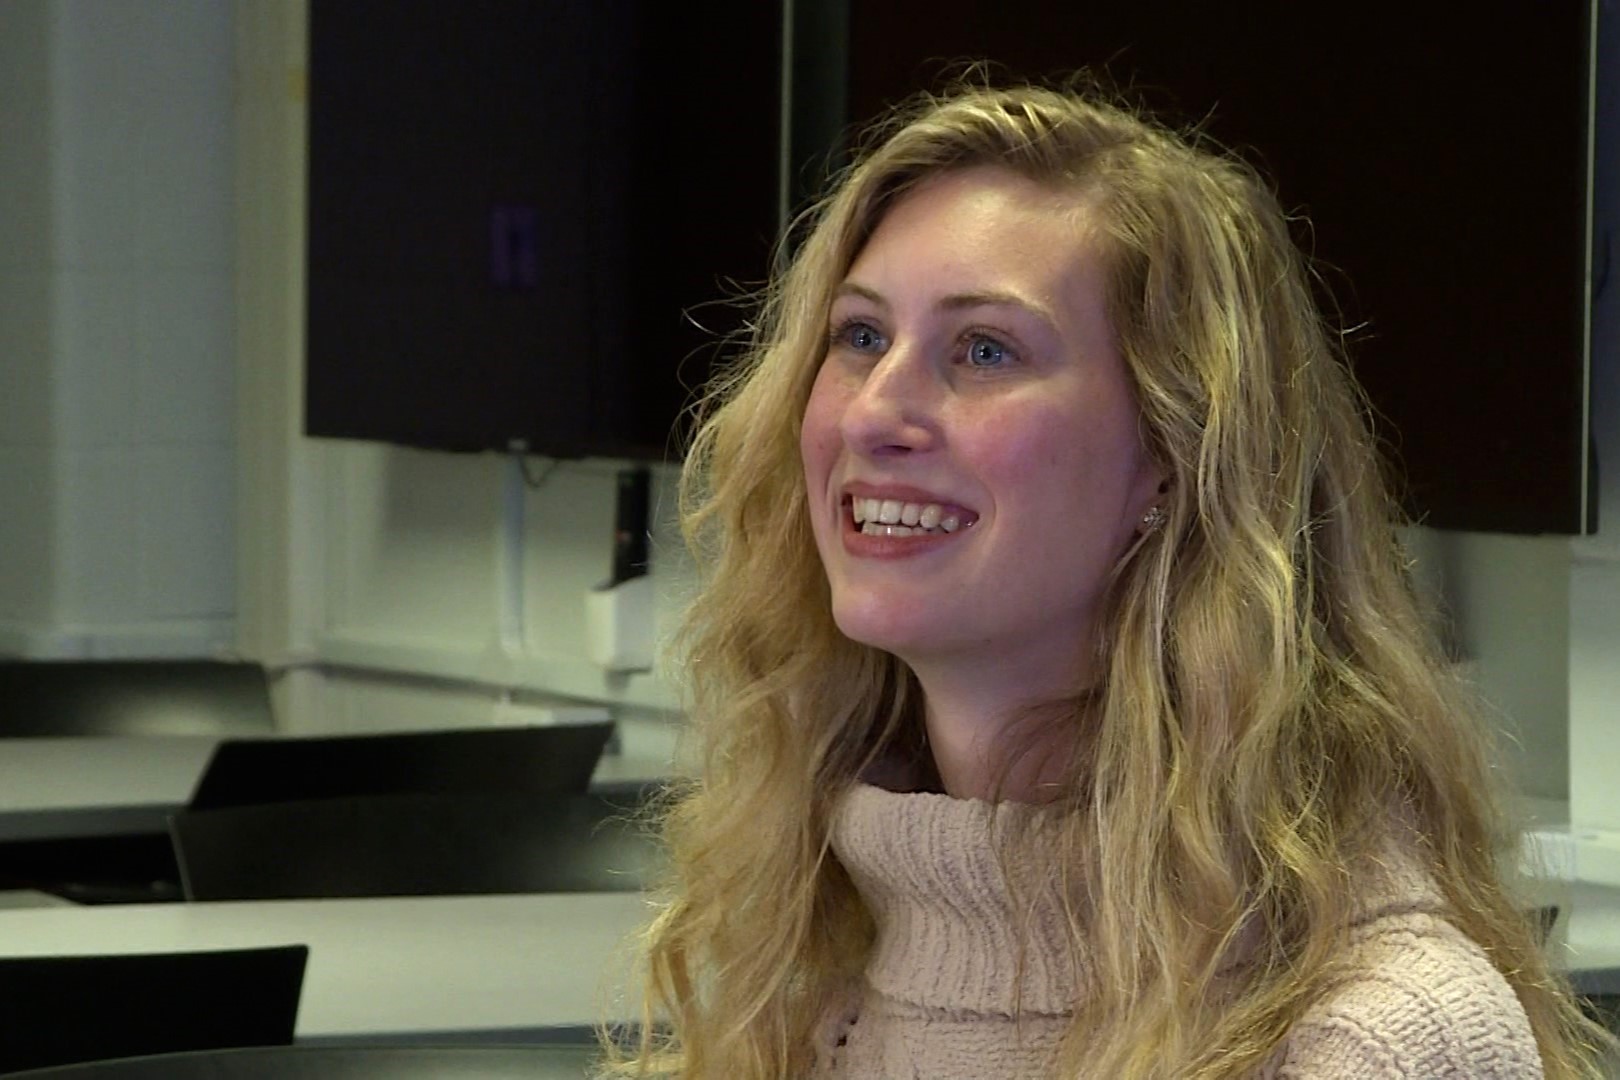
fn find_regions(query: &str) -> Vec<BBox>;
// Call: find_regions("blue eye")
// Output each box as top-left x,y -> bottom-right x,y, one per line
965,335 -> 1010,367
831,320 -> 886,354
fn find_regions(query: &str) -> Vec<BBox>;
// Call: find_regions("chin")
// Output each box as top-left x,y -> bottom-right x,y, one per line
830,597 -> 934,659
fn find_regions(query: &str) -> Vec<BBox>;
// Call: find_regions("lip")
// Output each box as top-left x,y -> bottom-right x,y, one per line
841,480 -> 965,507
836,480 -> 978,559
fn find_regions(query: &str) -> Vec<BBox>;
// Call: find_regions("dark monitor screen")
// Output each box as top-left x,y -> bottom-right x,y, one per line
305,0 -> 783,462
835,0 -> 1596,534
309,0 -> 1598,534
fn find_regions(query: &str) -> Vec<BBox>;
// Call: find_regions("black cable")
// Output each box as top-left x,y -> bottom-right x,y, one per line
518,455 -> 560,489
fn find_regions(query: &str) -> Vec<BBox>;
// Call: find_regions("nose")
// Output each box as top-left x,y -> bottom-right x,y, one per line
838,342 -> 941,457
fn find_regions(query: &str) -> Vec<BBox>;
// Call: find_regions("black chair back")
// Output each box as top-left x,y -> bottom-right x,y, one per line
188,723 -> 614,810
0,946 -> 307,1074
0,833 -> 181,905
0,660 -> 273,902
0,661 -> 272,738
170,791 -> 661,900
2,1044 -> 597,1079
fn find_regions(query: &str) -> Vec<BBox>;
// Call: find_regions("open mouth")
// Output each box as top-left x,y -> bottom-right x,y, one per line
847,496 -> 975,537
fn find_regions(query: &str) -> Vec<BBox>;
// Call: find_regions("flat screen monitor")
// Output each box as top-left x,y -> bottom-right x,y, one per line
825,0 -> 1600,534
305,1 -> 782,462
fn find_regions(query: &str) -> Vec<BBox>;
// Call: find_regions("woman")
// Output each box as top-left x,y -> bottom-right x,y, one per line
614,82 -> 1612,1077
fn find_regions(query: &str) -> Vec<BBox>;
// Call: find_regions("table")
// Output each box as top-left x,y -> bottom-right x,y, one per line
0,737 -> 219,840
0,735 -> 675,841
3,739 -> 1615,999
1562,881 -> 1620,997
0,892 -> 652,1043
0,858 -> 1613,1033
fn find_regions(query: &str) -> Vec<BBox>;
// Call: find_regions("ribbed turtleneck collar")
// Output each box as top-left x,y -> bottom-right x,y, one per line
831,783 -> 1448,1022
831,782 -> 1084,1017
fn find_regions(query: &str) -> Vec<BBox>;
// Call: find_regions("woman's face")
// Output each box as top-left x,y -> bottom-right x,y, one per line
800,165 -> 1161,697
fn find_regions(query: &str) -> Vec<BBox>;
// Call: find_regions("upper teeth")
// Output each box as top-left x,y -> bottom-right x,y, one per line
851,497 -> 962,533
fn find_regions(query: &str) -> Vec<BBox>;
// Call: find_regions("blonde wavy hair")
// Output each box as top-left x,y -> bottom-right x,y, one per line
608,81 -> 1612,1077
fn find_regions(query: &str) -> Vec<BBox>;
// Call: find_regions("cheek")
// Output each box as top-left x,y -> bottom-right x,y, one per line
799,366 -> 846,479
968,401 -> 1083,485
985,402 -> 1144,533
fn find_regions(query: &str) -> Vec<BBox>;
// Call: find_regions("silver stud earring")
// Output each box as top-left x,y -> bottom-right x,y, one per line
1140,505 -> 1167,532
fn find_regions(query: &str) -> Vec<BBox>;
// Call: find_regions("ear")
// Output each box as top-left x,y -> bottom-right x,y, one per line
1127,462 -> 1172,533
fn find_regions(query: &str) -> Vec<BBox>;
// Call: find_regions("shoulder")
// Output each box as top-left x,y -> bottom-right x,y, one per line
1272,911 -> 1543,1079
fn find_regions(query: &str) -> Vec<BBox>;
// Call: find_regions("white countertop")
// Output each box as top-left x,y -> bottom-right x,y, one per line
0,882 -> 1612,1039
1560,881 -> 1620,984
0,736 -> 219,816
2,736 -> 1616,1000
0,891 -> 652,1040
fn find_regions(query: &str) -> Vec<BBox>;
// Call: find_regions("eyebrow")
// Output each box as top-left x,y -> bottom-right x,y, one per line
832,281 -> 1060,332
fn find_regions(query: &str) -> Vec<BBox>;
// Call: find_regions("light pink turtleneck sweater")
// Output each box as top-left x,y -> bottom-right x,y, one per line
814,783 -> 1543,1079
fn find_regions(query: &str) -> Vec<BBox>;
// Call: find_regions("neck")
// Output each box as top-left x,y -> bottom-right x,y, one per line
910,660 -> 1090,803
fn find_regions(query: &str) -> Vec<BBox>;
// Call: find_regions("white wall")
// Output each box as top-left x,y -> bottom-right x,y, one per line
1564,0 -> 1620,872
232,0 -> 687,750
0,0 -> 235,659
1405,528 -> 1572,802
0,1 -> 56,636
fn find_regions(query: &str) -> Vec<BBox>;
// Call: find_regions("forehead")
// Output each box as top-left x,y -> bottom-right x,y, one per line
844,166 -> 1107,312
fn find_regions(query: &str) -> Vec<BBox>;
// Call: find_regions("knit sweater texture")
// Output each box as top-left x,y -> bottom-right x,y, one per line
814,782 -> 1543,1079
